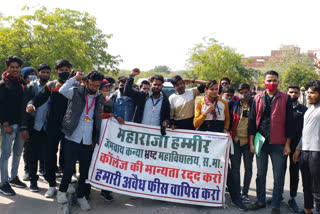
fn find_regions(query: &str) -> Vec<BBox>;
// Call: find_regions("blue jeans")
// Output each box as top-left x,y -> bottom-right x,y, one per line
230,142 -> 254,198
1,124 -> 24,185
256,143 -> 285,208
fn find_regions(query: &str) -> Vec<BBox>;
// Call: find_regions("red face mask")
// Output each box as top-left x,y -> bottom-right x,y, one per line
265,83 -> 278,91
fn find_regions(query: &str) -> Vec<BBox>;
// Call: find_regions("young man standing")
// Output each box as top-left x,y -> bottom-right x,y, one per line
110,76 -> 135,124
140,80 -> 151,93
21,64 -> 51,192
230,83 -> 254,203
169,75 -> 206,130
0,56 -> 27,195
248,70 -> 294,214
26,59 -> 72,198
57,71 -> 105,211
124,68 -> 170,133
20,66 -> 37,181
283,85 -> 307,212
293,80 -> 320,214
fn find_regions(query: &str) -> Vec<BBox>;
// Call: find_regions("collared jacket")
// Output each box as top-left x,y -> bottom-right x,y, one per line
124,75 -> 170,126
248,90 -> 294,145
0,78 -> 25,125
230,98 -> 253,141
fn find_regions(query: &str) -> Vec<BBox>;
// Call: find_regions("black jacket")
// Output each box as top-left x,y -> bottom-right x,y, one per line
20,80 -> 43,131
124,75 -> 170,126
29,80 -> 68,129
0,79 -> 25,125
291,103 -> 308,149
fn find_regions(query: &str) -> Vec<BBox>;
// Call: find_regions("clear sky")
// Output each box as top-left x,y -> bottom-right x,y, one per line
2,0 -> 319,71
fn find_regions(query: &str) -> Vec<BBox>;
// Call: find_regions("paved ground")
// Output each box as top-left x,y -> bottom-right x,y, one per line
0,156 -> 305,214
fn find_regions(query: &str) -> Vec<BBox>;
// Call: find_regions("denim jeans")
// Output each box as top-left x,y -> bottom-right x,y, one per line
256,143 -> 286,208
0,124 -> 24,185
230,142 -> 254,198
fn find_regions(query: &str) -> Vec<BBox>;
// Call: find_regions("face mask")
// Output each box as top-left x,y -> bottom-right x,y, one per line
58,72 -> 70,81
222,97 -> 232,103
291,97 -> 298,102
176,87 -> 185,94
265,83 -> 278,92
29,75 -> 37,81
239,92 -> 251,100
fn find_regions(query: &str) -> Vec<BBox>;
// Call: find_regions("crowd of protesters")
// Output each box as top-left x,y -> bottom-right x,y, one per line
0,55 -> 320,214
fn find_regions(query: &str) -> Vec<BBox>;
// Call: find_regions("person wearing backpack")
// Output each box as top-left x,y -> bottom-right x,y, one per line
20,64 -> 51,192
26,59 -> 72,198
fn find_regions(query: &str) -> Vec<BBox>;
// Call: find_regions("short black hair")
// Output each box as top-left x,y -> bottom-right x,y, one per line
150,74 -> 164,83
306,80 -> 320,94
118,76 -> 128,83
140,80 -> 150,89
221,85 -> 235,94
238,83 -> 250,91
6,56 -> 23,67
264,70 -> 279,78
82,74 -> 88,82
70,69 -> 81,78
105,76 -> 116,84
287,85 -> 300,91
205,80 -> 218,89
87,70 -> 104,81
38,64 -> 51,72
220,77 -> 231,84
55,59 -> 72,70
171,75 -> 183,86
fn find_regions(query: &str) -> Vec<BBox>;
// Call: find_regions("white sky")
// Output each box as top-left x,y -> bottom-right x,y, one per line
2,0 -> 320,71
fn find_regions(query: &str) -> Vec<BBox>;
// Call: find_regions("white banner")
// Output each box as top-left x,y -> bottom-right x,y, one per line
88,118 -> 231,207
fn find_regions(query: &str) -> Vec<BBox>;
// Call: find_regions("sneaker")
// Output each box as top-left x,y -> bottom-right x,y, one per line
288,198 -> 300,213
9,176 -> 27,188
57,191 -> 68,204
248,201 -> 266,210
231,198 -> 248,212
55,172 -> 62,178
23,172 -> 31,181
71,174 -> 78,183
0,182 -> 16,196
38,168 -> 45,176
29,183 -> 39,192
67,184 -> 76,194
100,190 -> 113,201
241,194 -> 251,203
271,208 -> 280,214
45,187 -> 56,198
77,196 -> 91,211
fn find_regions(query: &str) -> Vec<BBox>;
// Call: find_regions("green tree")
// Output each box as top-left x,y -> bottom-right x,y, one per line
282,64 -> 318,89
187,38 -> 256,86
264,46 -> 313,74
0,6 -> 120,76
150,65 -> 171,74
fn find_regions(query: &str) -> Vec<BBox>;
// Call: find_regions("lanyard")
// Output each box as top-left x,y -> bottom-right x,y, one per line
86,95 -> 96,117
151,96 -> 161,112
